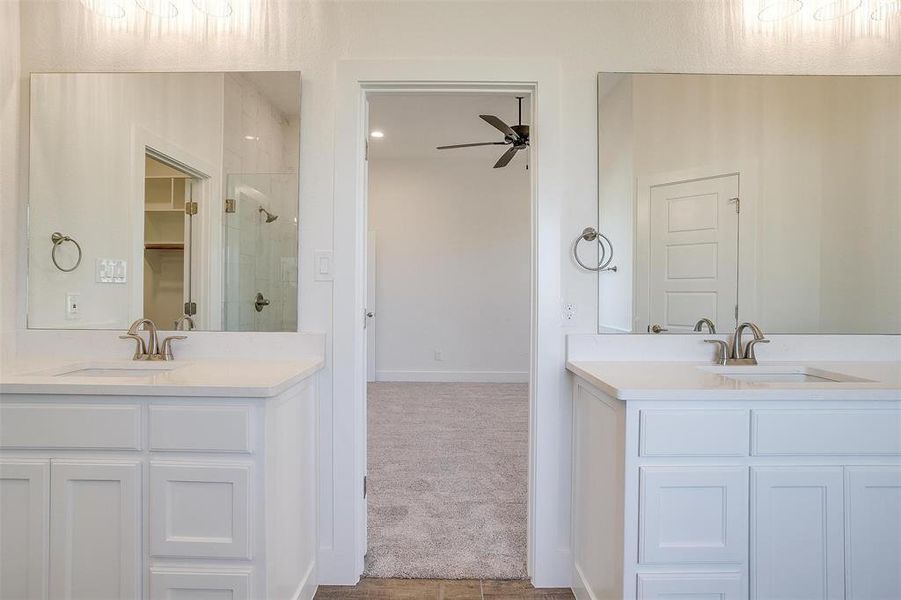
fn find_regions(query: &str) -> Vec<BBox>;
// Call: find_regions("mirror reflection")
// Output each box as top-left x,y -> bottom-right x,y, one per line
27,71 -> 301,331
597,73 -> 901,334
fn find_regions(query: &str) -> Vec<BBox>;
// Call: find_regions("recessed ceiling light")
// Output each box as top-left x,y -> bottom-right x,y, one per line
370,131 -> 385,139
871,0 -> 901,19
813,0 -> 863,20
244,135 -> 259,141
193,0 -> 233,17
80,0 -> 127,18
758,0 -> 804,21
136,0 -> 178,17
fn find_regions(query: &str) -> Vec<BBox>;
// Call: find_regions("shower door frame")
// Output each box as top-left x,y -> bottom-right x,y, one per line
330,59 -> 569,587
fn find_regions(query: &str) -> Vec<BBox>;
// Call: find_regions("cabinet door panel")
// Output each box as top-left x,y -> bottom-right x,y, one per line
846,466 -> 901,600
49,461 -> 141,600
751,467 -> 844,600
639,466 -> 748,564
150,462 -> 251,559
0,460 -> 49,600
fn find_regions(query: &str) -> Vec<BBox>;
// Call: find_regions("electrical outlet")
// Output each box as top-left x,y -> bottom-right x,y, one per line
66,293 -> 81,319
434,350 -> 443,361
562,302 -> 576,322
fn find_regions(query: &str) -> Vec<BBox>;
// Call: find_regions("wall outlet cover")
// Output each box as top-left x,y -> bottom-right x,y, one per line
562,303 -> 576,322
65,293 -> 80,319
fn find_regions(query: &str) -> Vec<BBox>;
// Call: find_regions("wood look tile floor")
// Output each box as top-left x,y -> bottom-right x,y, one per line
315,578 -> 575,599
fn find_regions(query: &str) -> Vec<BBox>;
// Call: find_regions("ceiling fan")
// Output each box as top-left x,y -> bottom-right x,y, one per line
436,96 -> 529,169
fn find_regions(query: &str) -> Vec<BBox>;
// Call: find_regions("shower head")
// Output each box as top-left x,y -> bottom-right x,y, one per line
258,207 -> 278,223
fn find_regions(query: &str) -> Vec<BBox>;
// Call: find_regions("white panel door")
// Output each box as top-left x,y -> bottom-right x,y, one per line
150,462 -> 251,559
751,467 -> 844,600
648,174 -> 739,333
49,461 -> 140,600
845,466 -> 901,600
0,460 -> 49,600
640,466 -> 748,564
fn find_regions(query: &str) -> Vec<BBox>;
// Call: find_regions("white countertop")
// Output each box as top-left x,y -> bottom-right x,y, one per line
0,357 -> 325,398
567,360 -> 901,401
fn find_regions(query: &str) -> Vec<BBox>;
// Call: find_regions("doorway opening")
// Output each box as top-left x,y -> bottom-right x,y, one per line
362,91 -> 533,580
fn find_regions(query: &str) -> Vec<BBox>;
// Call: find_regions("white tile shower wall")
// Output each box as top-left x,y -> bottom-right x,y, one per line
223,74 -> 299,332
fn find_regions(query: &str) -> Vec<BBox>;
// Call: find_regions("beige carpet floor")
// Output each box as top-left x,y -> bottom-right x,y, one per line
364,382 -> 529,579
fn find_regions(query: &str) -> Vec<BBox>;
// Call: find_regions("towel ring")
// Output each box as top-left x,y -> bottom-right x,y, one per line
573,227 -> 617,272
50,232 -> 82,272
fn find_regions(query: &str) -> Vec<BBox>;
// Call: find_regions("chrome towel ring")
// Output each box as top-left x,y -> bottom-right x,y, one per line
51,232 -> 82,272
573,226 -> 617,272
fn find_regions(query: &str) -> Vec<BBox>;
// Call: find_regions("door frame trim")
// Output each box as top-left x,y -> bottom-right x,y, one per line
328,58 -> 569,586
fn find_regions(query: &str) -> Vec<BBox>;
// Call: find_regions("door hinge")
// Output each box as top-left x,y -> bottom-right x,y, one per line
185,201 -> 199,216
735,304 -> 739,321
363,475 -> 367,499
184,301 -> 197,316
364,139 -> 369,161
224,198 -> 235,213
728,197 -> 740,213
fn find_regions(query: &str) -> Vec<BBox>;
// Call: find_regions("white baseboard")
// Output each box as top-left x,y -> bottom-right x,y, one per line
293,560 -> 316,600
375,370 -> 529,383
571,563 -> 597,600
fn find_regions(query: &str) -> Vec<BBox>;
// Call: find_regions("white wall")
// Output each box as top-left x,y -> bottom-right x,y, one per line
6,0 -> 901,587
369,157 -> 530,382
27,72 -> 225,329
600,74 -> 901,334
0,0 -> 21,362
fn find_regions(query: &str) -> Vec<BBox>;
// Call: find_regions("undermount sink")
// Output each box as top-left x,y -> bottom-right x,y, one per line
29,362 -> 185,378
698,365 -> 873,384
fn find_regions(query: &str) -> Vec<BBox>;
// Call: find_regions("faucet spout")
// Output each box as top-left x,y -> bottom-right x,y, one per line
729,322 -> 768,364
125,318 -> 159,358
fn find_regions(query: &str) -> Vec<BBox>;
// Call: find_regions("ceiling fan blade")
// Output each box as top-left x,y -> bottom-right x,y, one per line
493,146 -> 520,169
480,115 -> 518,140
436,142 -> 507,150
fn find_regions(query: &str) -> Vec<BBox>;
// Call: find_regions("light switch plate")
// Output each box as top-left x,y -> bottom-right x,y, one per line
96,258 -> 127,283
314,250 -> 334,281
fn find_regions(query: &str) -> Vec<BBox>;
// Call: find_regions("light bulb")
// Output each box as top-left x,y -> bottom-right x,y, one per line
758,0 -> 804,21
79,0 -> 127,18
813,0 -> 863,20
193,0 -> 233,17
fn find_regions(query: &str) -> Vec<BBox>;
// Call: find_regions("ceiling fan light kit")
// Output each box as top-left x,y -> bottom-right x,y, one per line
436,96 -> 530,169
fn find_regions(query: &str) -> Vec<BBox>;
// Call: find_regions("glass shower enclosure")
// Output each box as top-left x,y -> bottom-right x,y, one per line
223,173 -> 299,331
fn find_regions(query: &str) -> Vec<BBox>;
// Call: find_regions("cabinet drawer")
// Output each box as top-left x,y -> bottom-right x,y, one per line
150,462 -> 252,559
637,572 -> 744,600
149,569 -> 250,600
0,404 -> 141,450
149,405 -> 252,453
752,410 -> 901,456
640,410 -> 748,456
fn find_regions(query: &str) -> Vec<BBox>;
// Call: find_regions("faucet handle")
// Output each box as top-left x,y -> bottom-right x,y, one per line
119,334 -> 147,360
704,339 -> 729,365
744,338 -> 770,360
160,335 -> 187,361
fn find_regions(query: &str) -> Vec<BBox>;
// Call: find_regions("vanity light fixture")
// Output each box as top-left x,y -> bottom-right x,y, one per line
813,0 -> 863,20
370,131 -> 385,139
871,0 -> 901,19
80,0 -> 127,18
192,0 -> 233,17
136,0 -> 178,17
758,0 -> 805,20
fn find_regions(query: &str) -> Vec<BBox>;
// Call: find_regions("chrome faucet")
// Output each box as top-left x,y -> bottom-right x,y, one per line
704,322 -> 769,365
693,318 -> 716,334
120,318 -> 186,361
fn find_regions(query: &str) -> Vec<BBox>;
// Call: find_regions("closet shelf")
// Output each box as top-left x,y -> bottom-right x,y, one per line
145,243 -> 184,250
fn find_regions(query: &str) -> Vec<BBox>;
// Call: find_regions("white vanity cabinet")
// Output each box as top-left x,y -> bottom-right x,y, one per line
570,376 -> 901,600
0,376 -> 318,600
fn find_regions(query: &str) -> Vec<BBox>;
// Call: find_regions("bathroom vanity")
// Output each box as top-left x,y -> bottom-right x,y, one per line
567,357 -> 901,600
0,358 -> 322,600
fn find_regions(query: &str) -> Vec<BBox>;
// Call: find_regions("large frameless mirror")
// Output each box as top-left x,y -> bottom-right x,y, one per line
596,73 -> 901,335
27,71 -> 301,331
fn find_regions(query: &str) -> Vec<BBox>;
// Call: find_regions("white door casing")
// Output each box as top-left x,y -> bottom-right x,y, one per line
646,174 -> 739,334
366,231 -> 377,383
49,460 -> 141,600
751,467 -> 845,600
0,459 -> 49,600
